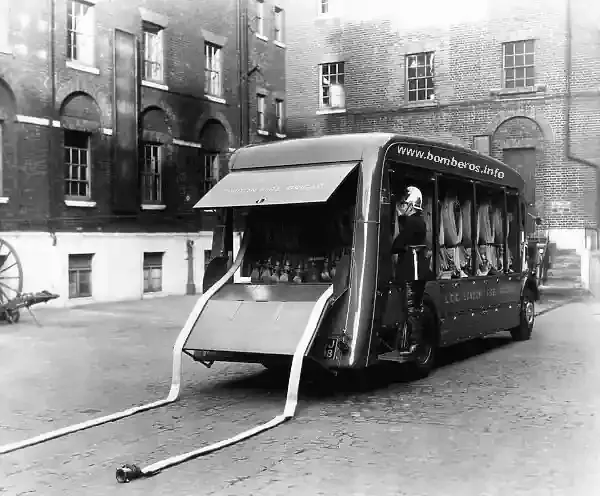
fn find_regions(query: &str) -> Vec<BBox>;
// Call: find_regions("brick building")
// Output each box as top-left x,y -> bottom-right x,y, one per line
285,0 -> 600,251
0,0 -> 287,306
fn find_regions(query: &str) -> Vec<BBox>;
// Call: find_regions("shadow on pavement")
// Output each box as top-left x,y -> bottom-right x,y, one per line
211,335 -> 515,398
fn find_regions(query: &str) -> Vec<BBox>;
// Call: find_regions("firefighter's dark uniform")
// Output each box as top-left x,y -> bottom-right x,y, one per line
391,211 -> 428,348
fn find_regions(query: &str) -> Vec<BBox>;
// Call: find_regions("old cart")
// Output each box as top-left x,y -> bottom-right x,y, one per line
0,237 -> 59,323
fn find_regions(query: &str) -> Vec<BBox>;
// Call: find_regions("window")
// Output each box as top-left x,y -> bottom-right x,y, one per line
406,52 -> 435,102
257,94 -> 266,131
256,0 -> 265,37
141,142 -> 163,204
319,62 -> 345,109
274,6 -> 283,43
143,252 -> 163,293
275,99 -> 284,134
202,153 -> 218,195
67,0 -> 95,66
503,40 -> 535,89
143,23 -> 164,83
319,0 -> 329,15
204,42 -> 222,97
64,130 -> 91,199
68,254 -> 92,299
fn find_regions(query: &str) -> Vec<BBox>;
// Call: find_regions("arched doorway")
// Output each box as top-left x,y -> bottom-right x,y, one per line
491,116 -> 545,233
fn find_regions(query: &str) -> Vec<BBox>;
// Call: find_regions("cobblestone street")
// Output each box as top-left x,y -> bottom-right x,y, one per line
1,293 -> 599,496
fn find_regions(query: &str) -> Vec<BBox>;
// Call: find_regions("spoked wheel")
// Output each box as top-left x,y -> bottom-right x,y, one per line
0,238 -> 24,323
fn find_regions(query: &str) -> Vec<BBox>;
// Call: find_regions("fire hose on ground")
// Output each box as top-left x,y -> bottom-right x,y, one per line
0,233 -> 333,483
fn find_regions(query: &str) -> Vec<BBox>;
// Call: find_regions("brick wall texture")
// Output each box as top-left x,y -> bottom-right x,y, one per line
284,0 -> 600,231
0,0 -> 286,232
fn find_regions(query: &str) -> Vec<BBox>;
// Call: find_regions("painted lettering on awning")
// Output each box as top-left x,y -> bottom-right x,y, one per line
224,183 -> 325,194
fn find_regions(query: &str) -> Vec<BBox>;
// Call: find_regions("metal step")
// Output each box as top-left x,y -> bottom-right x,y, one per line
378,350 -> 417,364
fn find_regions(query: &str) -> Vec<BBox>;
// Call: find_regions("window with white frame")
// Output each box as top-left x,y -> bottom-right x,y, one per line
257,94 -> 266,131
275,99 -> 284,134
406,52 -> 435,102
66,0 -> 95,66
319,0 -> 329,15
503,40 -> 535,89
64,130 -> 91,199
319,62 -> 345,109
203,153 -> 218,195
204,42 -> 222,98
143,23 -> 164,83
143,252 -> 163,293
274,6 -> 283,43
68,253 -> 93,298
141,142 -> 163,204
256,0 -> 265,37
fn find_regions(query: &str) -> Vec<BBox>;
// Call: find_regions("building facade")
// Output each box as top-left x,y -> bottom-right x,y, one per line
285,0 -> 600,251
0,0 -> 287,306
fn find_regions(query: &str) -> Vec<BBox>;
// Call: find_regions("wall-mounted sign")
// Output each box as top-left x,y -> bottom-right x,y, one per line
473,135 -> 491,156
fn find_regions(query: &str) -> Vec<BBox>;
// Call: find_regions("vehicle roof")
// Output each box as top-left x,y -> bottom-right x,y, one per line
230,133 -> 525,190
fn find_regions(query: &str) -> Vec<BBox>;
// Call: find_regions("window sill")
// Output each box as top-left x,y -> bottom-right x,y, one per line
257,129 -> 269,136
316,107 -> 346,115
275,132 -> 286,139
489,85 -> 546,97
0,47 -> 12,55
0,197 -> 9,204
65,199 -> 97,208
69,295 -> 93,301
205,94 -> 226,104
66,60 -> 100,75
142,80 -> 169,91
402,99 -> 438,109
274,40 -> 286,48
256,33 -> 269,42
141,204 -> 167,211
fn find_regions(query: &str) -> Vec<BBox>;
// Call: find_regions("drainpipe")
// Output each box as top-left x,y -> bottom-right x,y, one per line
48,0 -> 57,229
565,0 -> 600,241
243,0 -> 251,145
564,0 -> 598,169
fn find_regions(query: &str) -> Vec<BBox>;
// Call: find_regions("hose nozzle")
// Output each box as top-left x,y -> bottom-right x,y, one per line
116,464 -> 143,483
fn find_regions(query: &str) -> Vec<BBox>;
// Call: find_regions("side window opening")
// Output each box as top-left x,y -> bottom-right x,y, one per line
437,177 -> 475,279
475,185 -> 506,276
388,163 -> 434,276
507,192 -> 520,273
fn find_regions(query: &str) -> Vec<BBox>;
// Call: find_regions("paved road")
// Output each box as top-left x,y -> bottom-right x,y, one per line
1,293 -> 599,496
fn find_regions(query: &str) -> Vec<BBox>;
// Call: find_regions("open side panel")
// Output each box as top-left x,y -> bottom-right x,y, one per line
193,162 -> 359,209
183,284 -> 332,356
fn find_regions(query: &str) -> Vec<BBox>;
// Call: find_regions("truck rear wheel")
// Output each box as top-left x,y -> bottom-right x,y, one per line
510,288 -> 535,341
405,304 -> 437,380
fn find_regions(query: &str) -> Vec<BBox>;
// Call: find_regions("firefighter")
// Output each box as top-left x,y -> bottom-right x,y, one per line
391,186 -> 429,357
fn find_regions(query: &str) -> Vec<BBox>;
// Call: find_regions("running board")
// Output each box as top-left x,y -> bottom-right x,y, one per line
378,350 -> 417,364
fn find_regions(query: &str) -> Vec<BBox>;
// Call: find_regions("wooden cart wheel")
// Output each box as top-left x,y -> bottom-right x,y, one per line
0,238 -> 24,317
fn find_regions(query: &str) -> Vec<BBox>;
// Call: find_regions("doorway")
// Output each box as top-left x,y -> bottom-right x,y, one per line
503,148 -> 537,233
